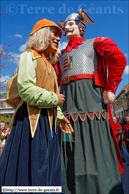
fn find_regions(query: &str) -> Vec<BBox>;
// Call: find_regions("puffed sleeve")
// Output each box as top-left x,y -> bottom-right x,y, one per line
94,37 -> 126,94
57,106 -> 64,124
17,51 -> 58,108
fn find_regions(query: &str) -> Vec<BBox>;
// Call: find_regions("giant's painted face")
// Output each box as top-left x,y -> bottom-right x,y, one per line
64,20 -> 80,41
48,27 -> 60,53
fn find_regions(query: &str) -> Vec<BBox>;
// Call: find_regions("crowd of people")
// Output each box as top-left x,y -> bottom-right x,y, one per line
113,116 -> 129,163
123,116 -> 129,153
0,121 -> 10,156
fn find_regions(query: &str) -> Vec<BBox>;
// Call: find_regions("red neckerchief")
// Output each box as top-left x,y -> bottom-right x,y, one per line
63,37 -> 85,53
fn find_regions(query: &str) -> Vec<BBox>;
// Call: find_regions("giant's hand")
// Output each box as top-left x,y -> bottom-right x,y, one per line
56,94 -> 65,106
103,91 -> 114,105
58,117 -> 74,134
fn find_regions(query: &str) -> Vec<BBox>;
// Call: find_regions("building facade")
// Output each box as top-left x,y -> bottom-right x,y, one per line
0,93 -> 15,115
126,90 -> 129,116
113,83 -> 129,118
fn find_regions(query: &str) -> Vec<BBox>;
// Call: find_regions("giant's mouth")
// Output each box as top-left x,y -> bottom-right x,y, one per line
53,41 -> 58,48
64,29 -> 74,36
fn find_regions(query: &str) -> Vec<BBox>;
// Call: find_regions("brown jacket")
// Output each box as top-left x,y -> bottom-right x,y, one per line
10,49 -> 59,138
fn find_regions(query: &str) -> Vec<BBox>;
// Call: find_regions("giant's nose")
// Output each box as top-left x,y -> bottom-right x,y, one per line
64,23 -> 69,31
56,36 -> 60,42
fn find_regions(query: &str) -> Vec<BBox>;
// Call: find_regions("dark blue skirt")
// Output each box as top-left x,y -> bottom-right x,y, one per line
0,102 -> 65,193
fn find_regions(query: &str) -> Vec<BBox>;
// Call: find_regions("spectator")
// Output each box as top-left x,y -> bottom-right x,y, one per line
0,122 -> 10,156
3,122 -> 11,143
119,117 -> 123,124
0,120 -> 5,124
123,117 -> 127,125
117,118 -> 120,123
0,122 -> 9,145
0,139 -> 4,157
3,122 -> 11,132
123,116 -> 129,153
113,117 -> 125,162
0,122 -> 5,131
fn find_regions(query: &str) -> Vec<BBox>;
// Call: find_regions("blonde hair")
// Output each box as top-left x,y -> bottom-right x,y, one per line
26,27 -> 50,51
26,26 -> 58,64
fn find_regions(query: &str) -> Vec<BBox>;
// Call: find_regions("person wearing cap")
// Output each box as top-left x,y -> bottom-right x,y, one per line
53,9 -> 126,194
0,19 -> 73,189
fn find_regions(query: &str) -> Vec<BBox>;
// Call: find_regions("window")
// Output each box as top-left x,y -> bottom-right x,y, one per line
6,103 -> 11,108
124,96 -> 126,102
0,102 -> 3,108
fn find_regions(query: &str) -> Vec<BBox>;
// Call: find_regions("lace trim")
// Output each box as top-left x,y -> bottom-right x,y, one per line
65,111 -> 109,122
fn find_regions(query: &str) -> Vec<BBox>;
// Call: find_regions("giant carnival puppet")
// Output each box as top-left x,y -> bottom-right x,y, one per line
53,9 -> 126,194
0,19 -> 73,189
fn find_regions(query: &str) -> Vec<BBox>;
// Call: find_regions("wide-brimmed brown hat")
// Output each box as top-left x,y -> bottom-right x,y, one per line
29,19 -> 62,37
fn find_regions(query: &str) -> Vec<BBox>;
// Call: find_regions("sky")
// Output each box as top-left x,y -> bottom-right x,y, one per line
0,0 -> 129,96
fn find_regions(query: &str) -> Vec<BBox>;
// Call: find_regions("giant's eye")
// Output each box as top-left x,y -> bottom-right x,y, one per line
65,21 -> 74,28
51,28 -> 59,37
51,30 -> 56,35
69,22 -> 74,26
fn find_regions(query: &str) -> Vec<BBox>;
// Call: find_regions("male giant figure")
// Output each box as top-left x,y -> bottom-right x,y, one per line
54,9 -> 126,194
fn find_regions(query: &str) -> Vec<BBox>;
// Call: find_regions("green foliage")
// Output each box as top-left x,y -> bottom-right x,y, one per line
0,114 -> 13,122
